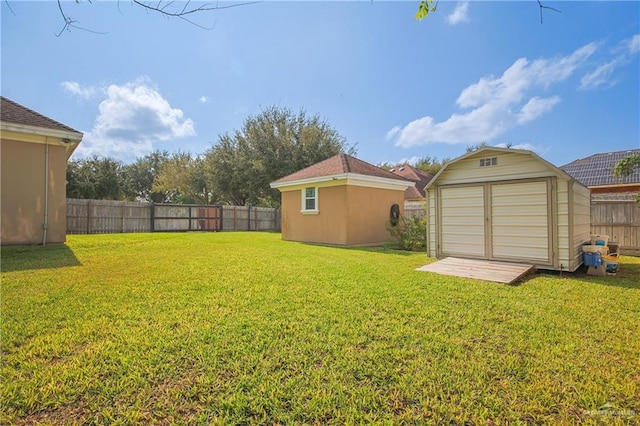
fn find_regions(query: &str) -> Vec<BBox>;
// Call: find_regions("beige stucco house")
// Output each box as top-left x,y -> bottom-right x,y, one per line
270,153 -> 413,246
1,96 -> 83,245
425,148 -> 591,271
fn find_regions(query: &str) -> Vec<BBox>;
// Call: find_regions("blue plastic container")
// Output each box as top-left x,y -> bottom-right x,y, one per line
583,252 -> 603,267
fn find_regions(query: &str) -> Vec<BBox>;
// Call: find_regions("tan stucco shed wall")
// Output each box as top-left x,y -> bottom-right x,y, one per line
345,185 -> 404,246
1,138 -> 69,245
281,185 -> 349,245
280,183 -> 405,246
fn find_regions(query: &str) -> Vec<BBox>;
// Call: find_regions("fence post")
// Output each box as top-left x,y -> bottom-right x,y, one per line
121,201 -> 126,233
86,200 -> 91,234
150,203 -> 155,232
247,204 -> 251,231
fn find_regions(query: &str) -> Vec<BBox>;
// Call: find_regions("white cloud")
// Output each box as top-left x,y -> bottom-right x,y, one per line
517,96 -> 561,124
391,42 -> 598,148
74,77 -> 196,161
386,125 -> 401,140
625,34 -> 640,55
579,60 -> 620,90
580,34 -> 639,91
199,95 -> 209,103
61,81 -> 99,99
447,2 -> 469,25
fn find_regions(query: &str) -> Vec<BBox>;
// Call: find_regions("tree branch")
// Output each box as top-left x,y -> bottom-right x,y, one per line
537,0 -> 561,24
55,0 -> 259,35
56,0 -> 107,36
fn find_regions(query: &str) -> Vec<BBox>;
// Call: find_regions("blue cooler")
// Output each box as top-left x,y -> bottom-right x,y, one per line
583,252 -> 603,267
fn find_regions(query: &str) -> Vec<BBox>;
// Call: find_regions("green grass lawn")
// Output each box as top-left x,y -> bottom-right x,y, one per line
2,232 -> 639,425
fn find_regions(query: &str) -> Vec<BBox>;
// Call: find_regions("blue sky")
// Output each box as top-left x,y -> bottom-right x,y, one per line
2,1 -> 639,168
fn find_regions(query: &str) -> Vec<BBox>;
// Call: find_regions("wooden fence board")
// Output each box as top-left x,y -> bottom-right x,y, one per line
591,198 -> 639,255
66,199 -> 280,234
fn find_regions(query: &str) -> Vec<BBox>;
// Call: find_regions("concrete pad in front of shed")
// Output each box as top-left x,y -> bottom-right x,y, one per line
416,257 -> 535,284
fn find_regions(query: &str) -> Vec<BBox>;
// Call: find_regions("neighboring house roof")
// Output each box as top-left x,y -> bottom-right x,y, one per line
1,96 -> 81,134
272,153 -> 410,184
389,163 -> 433,199
560,149 -> 640,188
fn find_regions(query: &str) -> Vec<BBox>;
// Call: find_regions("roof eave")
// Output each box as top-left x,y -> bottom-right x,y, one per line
270,172 -> 413,189
1,121 -> 83,141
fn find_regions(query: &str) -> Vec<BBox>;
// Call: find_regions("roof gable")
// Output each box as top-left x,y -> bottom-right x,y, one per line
425,147 -> 583,191
273,153 -> 408,184
561,149 -> 640,187
1,96 -> 80,134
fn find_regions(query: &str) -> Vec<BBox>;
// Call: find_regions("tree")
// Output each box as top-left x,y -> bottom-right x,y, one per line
613,153 -> 640,178
67,156 -> 124,200
205,106 -> 355,207
121,151 -> 172,203
466,142 -> 490,153
414,155 -> 449,175
153,152 -> 216,204
378,155 -> 448,176
613,152 -> 640,203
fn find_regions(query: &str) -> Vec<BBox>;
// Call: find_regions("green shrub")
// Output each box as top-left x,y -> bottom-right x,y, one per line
386,215 -> 427,251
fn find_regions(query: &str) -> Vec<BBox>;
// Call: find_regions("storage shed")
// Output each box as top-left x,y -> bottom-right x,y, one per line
425,148 -> 591,271
270,153 -> 413,246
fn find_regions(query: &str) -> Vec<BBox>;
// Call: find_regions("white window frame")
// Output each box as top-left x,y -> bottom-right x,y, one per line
301,187 -> 319,214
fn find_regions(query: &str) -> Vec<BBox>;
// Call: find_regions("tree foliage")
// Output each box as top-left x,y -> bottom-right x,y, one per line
386,216 -> 427,251
414,155 -> 449,175
65,107 -> 352,207
613,153 -> 640,178
378,155 -> 448,176
154,152 -> 216,204
205,106 -> 355,207
415,0 -> 438,21
67,156 -> 124,200
121,151 -> 172,203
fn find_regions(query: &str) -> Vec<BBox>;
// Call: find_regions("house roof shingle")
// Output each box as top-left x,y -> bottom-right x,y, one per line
1,96 -> 81,134
389,164 -> 433,198
561,149 -> 640,187
273,153 -> 410,184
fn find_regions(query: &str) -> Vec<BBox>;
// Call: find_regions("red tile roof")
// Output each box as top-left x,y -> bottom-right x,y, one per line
404,185 -> 424,200
273,153 -> 410,183
1,96 -> 81,134
390,163 -> 433,198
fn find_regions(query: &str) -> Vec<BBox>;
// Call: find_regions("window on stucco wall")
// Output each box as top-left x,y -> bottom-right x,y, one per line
302,187 -> 318,213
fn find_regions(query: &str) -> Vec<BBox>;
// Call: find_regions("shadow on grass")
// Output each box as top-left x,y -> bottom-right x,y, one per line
539,261 -> 640,290
0,244 -> 81,272
297,241 -> 425,257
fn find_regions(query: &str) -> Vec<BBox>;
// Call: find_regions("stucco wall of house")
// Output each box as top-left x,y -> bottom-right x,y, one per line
280,183 -> 405,246
1,138 -> 68,245
280,185 -> 348,245
345,185 -> 405,246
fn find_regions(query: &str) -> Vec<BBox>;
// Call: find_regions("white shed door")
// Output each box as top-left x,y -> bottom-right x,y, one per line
440,186 -> 485,258
491,181 -> 550,263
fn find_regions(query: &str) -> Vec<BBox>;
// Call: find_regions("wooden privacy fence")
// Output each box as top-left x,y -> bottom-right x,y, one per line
590,195 -> 640,255
404,203 -> 426,220
67,199 -> 281,234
